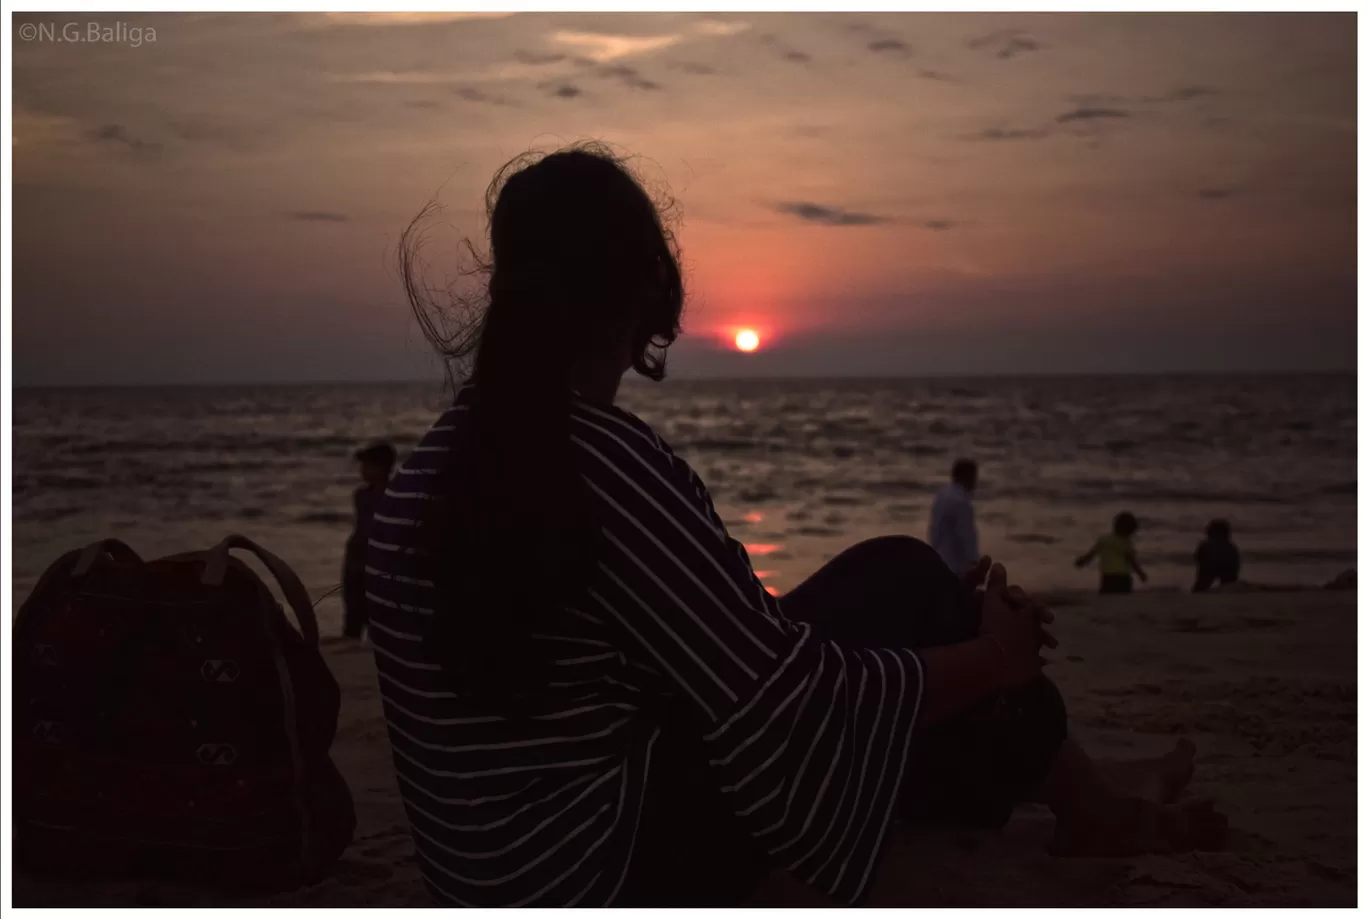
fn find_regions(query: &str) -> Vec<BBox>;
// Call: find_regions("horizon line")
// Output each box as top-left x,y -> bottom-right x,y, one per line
13,368 -> 1356,391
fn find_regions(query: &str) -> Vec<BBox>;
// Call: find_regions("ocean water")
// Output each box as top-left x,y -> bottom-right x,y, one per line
12,376 -> 1356,632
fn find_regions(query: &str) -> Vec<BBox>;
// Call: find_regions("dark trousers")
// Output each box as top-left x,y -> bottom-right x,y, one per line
1100,573 -> 1134,595
342,537 -> 368,638
619,536 -> 1068,906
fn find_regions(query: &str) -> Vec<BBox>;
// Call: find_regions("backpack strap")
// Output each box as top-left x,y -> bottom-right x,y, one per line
15,539 -> 143,634
201,535 -> 319,647
201,536 -> 322,872
72,538 -> 143,577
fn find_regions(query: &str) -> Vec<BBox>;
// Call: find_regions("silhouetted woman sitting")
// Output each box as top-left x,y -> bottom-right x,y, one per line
367,144 -> 1224,907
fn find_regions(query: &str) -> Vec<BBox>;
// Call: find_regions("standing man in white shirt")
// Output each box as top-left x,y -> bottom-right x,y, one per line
929,458 -> 981,578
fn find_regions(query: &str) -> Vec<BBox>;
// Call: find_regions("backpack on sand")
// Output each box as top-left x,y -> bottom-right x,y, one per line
14,535 -> 356,891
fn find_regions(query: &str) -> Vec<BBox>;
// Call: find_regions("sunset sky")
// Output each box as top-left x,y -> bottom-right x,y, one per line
11,12 -> 1356,385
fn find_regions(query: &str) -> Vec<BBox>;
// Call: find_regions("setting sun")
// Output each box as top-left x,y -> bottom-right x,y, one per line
735,329 -> 760,352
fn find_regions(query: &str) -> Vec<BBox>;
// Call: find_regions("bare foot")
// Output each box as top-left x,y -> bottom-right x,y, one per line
1097,738 -> 1196,804
1051,793 -> 1228,857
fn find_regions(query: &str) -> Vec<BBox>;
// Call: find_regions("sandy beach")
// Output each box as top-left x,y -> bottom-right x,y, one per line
14,587 -> 1356,908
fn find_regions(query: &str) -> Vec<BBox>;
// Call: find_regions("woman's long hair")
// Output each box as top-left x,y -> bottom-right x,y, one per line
399,143 -> 684,696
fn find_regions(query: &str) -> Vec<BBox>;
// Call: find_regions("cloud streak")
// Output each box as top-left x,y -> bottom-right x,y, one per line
286,211 -> 348,222
775,202 -> 889,226
552,30 -> 680,63
758,34 -> 812,65
330,70 -> 467,84
969,125 -> 1052,141
1073,85 -> 1217,107
968,29 -> 1043,60
597,64 -> 661,90
329,60 -> 562,87
670,60 -> 716,75
1147,85 -> 1217,103
303,12 -> 517,28
696,19 -> 750,37
867,38 -> 911,55
1056,107 -> 1130,123
454,86 -> 513,106
513,50 -> 566,66
88,123 -> 157,152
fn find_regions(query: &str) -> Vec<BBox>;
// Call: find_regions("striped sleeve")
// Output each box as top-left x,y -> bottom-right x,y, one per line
571,407 -> 924,904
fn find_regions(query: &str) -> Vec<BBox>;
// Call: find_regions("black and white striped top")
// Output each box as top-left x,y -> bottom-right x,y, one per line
365,386 -> 925,906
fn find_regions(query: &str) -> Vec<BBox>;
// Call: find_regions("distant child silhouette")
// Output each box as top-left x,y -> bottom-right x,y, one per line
1192,519 -> 1240,593
1076,511 -> 1148,594
344,442 -> 397,639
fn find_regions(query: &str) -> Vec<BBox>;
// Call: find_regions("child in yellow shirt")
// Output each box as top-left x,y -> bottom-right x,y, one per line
1076,511 -> 1148,594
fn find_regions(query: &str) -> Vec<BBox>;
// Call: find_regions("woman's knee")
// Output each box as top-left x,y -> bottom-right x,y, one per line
838,535 -> 949,575
784,535 -> 973,646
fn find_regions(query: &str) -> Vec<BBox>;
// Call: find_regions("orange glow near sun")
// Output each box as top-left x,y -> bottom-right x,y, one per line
735,329 -> 761,352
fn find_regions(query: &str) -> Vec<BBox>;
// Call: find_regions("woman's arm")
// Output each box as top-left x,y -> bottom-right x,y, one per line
576,408 -> 1011,722
916,637 -> 1003,724
919,566 -> 1051,724
571,410 -> 992,903
1075,543 -> 1097,568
